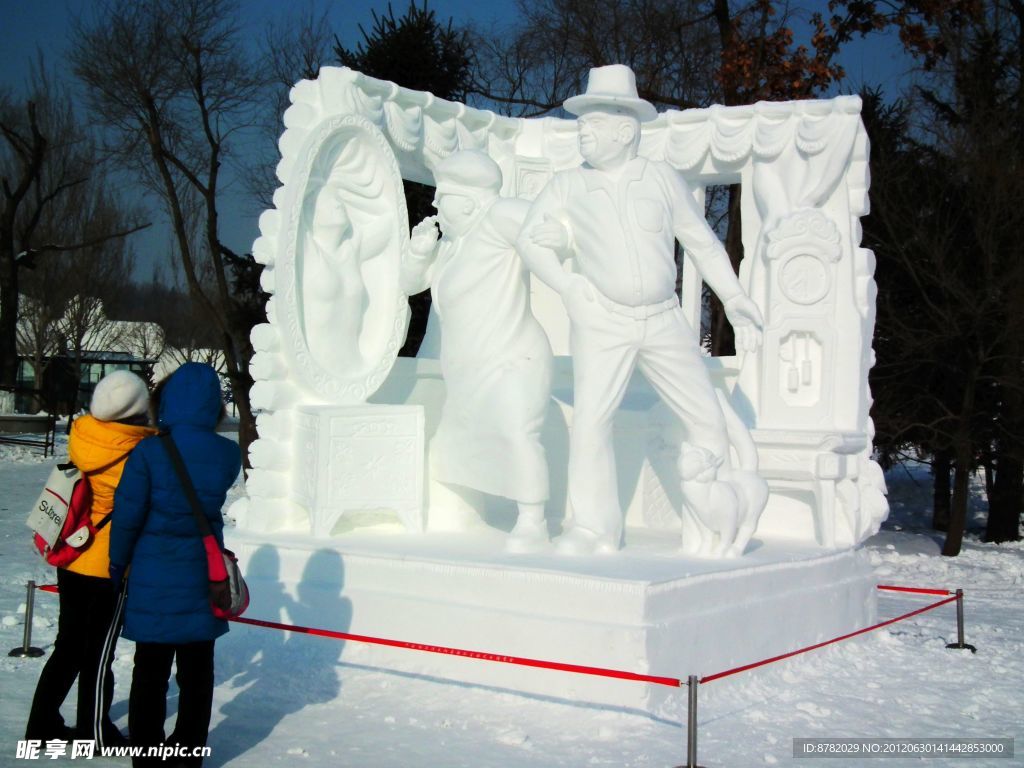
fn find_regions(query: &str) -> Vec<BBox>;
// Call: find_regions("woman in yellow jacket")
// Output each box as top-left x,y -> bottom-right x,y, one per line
26,371 -> 156,744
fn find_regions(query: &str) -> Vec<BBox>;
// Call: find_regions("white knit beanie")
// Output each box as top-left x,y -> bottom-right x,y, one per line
90,370 -> 150,422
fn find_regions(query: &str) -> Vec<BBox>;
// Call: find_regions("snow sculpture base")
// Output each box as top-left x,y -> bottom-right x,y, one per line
228,529 -> 875,715
292,405 -> 425,536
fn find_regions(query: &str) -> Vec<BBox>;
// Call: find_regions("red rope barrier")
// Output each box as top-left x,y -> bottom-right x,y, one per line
33,581 -> 960,689
232,616 -> 682,687
700,594 -> 958,684
877,585 -> 951,596
32,582 -> 676,686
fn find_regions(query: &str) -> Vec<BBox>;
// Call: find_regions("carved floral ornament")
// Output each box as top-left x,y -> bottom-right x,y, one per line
765,209 -> 843,262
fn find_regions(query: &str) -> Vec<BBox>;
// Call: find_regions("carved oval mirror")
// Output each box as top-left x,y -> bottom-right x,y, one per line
277,114 -> 410,403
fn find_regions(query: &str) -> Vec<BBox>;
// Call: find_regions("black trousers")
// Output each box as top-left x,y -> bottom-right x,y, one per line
25,568 -> 118,740
129,640 -> 214,768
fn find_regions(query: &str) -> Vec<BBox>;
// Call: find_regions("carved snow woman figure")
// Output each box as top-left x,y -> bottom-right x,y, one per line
401,150 -> 554,552
301,179 -> 366,370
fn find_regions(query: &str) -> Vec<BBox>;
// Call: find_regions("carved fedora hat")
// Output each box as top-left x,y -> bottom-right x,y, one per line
564,64 -> 658,122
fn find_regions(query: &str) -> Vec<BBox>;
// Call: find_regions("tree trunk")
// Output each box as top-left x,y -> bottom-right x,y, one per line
232,378 -> 255,475
932,448 -> 951,531
0,245 -> 18,391
983,459 -> 994,501
986,452 -> 1023,542
30,354 -> 46,413
942,448 -> 971,556
65,350 -> 84,434
942,366 -> 978,556
398,180 -> 436,357
709,183 -> 743,357
224,328 -> 255,474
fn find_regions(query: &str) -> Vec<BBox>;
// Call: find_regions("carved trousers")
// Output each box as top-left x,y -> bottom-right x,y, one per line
567,299 -> 727,544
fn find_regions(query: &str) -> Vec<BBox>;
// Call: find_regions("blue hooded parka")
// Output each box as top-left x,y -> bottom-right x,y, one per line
110,363 -> 241,644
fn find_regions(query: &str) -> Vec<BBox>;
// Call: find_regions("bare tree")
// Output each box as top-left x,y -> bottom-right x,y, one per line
16,168 -> 138,414
160,345 -> 224,372
15,293 -> 60,410
247,4 -> 336,209
71,0 -> 265,464
120,320 -> 167,366
0,61 -> 148,398
470,0 -> 720,116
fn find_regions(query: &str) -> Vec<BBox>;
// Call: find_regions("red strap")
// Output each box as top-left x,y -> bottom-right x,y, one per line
204,536 -> 228,581
44,487 -> 70,508
82,451 -> 131,477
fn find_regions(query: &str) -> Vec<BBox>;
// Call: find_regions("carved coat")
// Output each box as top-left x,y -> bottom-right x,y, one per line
404,198 -> 553,503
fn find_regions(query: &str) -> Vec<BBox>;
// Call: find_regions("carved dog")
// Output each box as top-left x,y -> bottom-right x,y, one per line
679,391 -> 768,557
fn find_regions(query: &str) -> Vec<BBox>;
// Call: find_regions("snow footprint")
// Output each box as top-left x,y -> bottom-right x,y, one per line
795,701 -> 831,719
495,728 -> 531,748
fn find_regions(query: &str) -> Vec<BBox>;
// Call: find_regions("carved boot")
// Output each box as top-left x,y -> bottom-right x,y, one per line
553,525 -> 619,555
505,503 -> 549,553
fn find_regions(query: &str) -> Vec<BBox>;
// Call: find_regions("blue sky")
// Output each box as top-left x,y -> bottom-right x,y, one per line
2,0 -> 912,283
1,0 -> 521,93
2,0 -> 914,93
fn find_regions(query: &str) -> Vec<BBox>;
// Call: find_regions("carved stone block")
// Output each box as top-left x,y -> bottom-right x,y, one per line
293,404 -> 425,536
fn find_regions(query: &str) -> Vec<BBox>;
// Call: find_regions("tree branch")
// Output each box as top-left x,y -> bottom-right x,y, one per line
18,221 -> 151,263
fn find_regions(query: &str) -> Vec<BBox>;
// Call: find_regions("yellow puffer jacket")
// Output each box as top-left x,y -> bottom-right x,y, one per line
66,415 -> 157,578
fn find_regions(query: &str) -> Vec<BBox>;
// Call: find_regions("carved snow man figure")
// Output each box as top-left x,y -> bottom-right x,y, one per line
517,64 -> 768,555
401,150 -> 554,552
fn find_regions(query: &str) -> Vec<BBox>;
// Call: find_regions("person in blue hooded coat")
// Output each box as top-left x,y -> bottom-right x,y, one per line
109,363 -> 241,767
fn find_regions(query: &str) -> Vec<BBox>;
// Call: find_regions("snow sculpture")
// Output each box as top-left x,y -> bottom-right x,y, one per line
231,64 -> 886,714
239,64 -> 887,554
401,151 -> 554,553
517,65 -> 768,556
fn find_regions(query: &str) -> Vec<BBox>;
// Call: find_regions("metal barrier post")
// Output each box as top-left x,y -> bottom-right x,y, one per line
8,581 -> 45,658
945,589 -> 977,653
675,675 -> 706,768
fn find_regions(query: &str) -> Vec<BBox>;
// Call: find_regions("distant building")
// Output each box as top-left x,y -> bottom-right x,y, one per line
10,296 -> 231,414
15,349 -> 157,415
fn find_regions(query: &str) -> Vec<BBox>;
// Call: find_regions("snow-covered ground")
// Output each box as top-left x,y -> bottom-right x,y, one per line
1,432 -> 1021,767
